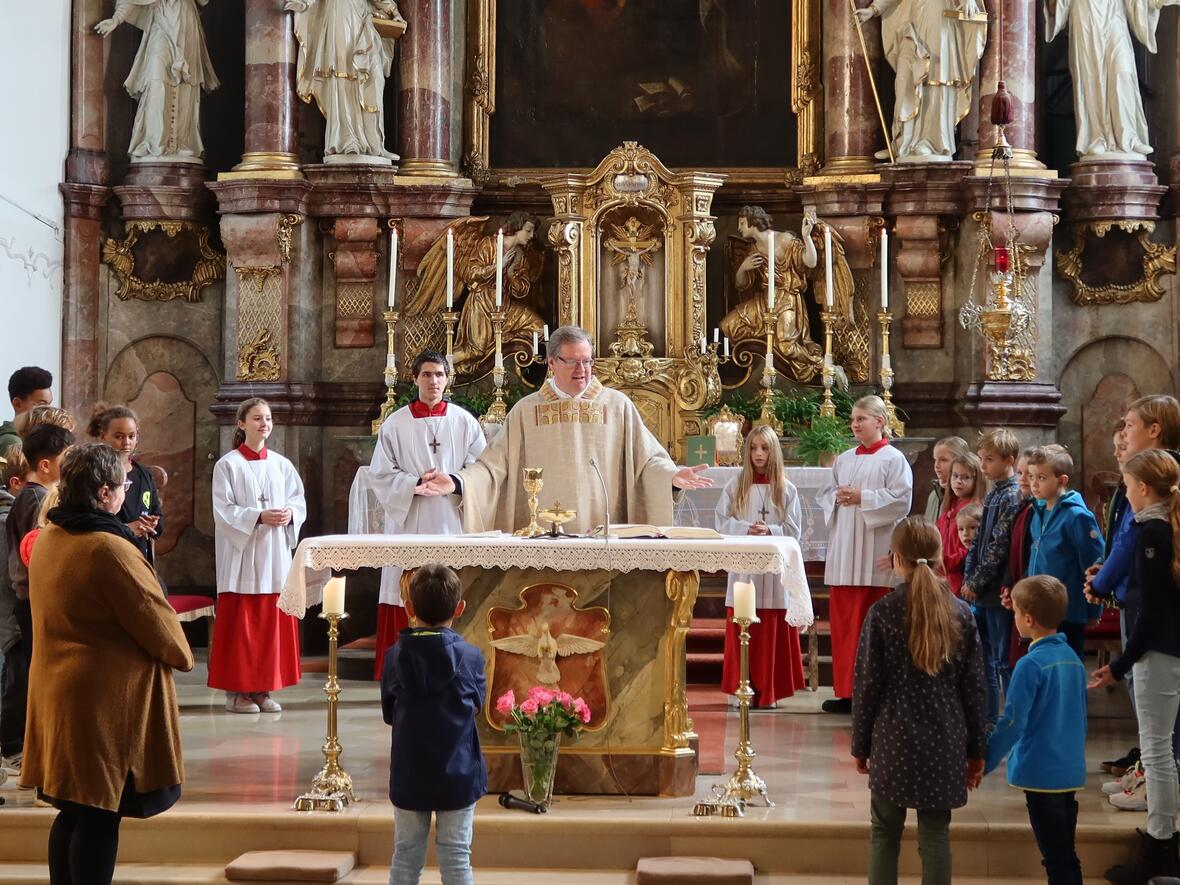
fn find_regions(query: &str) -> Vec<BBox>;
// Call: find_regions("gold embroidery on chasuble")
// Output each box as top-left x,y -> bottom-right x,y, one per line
534,378 -> 608,427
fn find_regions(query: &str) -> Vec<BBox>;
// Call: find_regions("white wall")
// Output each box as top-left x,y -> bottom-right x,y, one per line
0,1 -> 71,409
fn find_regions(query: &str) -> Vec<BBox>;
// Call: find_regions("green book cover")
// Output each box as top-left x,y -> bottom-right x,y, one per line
683,435 -> 716,467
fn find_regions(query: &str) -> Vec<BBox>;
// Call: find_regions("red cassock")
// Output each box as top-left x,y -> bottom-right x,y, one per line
373,602 -> 411,680
829,585 -> 891,699
207,593 -> 302,693
721,608 -> 806,705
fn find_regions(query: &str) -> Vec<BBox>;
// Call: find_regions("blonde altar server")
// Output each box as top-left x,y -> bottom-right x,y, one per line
818,395 -> 912,714
209,397 -> 307,714
368,350 -> 485,679
716,425 -> 805,707
415,326 -> 712,531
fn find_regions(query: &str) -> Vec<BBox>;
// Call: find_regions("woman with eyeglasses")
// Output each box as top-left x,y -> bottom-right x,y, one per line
19,443 -> 193,885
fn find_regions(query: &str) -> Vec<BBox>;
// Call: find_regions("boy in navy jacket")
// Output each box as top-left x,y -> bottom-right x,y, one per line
987,575 -> 1088,885
381,564 -> 486,885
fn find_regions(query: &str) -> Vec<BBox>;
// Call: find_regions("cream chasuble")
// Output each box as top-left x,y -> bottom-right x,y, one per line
458,378 -> 678,535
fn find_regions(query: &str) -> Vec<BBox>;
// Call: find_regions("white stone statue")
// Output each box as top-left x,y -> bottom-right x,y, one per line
96,0 -> 220,164
285,0 -> 404,164
1045,0 -> 1168,158
855,0 -> 986,163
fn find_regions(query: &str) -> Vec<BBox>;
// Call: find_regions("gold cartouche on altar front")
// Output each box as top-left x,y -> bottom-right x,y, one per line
515,467 -> 545,538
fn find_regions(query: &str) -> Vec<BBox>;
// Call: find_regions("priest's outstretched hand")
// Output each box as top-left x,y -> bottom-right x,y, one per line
672,463 -> 712,490
415,469 -> 456,496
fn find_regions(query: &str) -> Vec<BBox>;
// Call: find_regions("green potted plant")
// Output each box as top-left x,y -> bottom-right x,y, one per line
795,415 -> 850,467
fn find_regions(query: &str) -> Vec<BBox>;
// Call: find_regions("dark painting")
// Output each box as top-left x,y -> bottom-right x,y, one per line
491,0 -> 795,169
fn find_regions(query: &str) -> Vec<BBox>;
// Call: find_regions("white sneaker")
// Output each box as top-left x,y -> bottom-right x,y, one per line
1109,776 -> 1148,811
226,693 -> 261,714
251,693 -> 282,713
2,753 -> 22,775
1103,763 -> 1144,795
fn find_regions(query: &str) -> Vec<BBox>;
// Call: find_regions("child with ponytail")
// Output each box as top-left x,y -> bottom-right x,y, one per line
88,403 -> 164,568
852,517 -> 987,885
1090,448 -> 1180,882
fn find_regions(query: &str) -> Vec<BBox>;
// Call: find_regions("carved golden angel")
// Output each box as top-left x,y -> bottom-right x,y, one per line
490,621 -> 606,688
719,205 -> 854,383
406,212 -> 547,374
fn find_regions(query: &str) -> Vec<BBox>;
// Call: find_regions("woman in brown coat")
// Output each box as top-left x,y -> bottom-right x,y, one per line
19,443 -> 193,885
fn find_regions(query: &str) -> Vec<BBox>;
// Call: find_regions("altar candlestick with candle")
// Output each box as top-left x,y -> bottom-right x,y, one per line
723,337 -> 730,358
880,228 -> 889,310
495,228 -> 504,309
767,231 -> 776,310
733,581 -> 756,621
323,577 -> 346,616
824,225 -> 834,308
532,330 -> 539,355
387,227 -> 398,309
543,323 -> 549,341
446,228 -> 454,309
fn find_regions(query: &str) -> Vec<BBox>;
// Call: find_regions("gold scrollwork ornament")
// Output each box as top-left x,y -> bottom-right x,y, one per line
1058,221 -> 1177,306
101,220 -> 225,303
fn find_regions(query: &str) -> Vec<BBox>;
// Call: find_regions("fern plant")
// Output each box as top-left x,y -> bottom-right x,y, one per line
795,416 -> 851,466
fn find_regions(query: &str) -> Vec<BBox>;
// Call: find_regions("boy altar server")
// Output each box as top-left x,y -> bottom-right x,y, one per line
369,351 -> 485,679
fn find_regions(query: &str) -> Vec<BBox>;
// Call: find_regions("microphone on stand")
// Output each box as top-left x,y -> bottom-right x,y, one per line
589,457 -> 610,542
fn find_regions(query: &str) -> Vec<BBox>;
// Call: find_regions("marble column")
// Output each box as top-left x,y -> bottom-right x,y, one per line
222,0 -> 302,179
974,0 -> 1045,173
821,0 -> 884,175
398,0 -> 457,177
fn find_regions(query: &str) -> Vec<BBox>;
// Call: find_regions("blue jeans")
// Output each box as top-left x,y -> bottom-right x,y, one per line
978,605 -> 1013,727
1132,652 -> 1180,840
390,804 -> 475,885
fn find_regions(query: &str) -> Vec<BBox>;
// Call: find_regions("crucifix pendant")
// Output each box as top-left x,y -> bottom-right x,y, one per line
259,493 -> 269,508
758,504 -> 770,522
428,437 -> 441,454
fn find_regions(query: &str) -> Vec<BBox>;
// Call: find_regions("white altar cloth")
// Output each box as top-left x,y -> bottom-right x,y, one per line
281,532 -> 813,627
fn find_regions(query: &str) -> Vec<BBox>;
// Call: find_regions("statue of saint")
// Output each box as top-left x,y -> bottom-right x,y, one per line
855,0 -> 985,163
721,206 -> 845,383
285,0 -> 404,163
1044,0 -> 1166,158
96,0 -> 220,163
408,213 -> 547,375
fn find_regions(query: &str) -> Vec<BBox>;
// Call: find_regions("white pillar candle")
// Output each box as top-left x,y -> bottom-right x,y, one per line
495,228 -> 504,309
824,224 -> 834,308
387,228 -> 398,309
713,327 -> 720,344
495,349 -> 504,370
543,323 -> 550,341
700,335 -> 707,353
446,228 -> 454,310
532,330 -> 539,355
766,230 -> 775,310
733,580 -> 756,621
767,346 -> 775,374
723,336 -> 730,358
322,576 -> 346,616
882,353 -> 891,372
880,227 -> 889,310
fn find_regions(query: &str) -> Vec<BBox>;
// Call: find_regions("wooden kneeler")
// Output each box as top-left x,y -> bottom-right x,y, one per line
637,856 -> 755,885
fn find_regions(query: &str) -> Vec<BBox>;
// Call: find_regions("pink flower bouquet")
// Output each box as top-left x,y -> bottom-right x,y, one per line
495,686 -> 591,740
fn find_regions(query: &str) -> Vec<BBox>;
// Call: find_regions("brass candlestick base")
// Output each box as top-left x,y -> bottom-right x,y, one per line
719,616 -> 774,807
294,611 -> 355,813
876,310 -> 905,439
515,467 -> 545,537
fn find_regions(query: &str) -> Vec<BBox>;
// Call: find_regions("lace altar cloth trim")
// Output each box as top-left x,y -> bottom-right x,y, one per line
280,533 -> 814,627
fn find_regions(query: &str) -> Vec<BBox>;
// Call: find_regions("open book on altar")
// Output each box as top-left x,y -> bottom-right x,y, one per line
589,524 -> 723,540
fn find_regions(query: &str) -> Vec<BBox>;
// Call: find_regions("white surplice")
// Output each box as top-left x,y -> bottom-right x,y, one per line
716,475 -> 802,609
369,404 -> 485,605
819,444 -> 913,586
213,449 -> 307,596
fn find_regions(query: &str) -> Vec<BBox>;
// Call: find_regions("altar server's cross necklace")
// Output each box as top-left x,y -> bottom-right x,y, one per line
424,417 -> 443,454
758,487 -> 770,522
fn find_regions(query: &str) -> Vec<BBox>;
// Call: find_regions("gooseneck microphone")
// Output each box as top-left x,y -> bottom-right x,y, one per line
589,457 -> 610,541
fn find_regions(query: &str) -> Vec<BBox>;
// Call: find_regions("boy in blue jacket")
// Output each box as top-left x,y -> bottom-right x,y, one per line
381,564 -> 486,885
987,575 -> 1088,885
1025,446 -> 1104,660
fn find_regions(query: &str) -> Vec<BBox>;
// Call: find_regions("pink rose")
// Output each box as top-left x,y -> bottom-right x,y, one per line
555,691 -> 574,707
494,690 -> 516,715
573,698 -> 591,724
527,686 -> 555,705
520,698 -> 540,715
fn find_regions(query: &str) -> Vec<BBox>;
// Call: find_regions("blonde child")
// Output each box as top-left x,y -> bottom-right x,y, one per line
716,425 -> 803,707
88,404 -> 164,568
852,517 -> 986,885
925,436 -> 972,523
938,453 -> 985,596
209,398 -> 307,714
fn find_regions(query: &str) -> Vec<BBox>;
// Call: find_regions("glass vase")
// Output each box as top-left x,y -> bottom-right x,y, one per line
518,731 -> 562,808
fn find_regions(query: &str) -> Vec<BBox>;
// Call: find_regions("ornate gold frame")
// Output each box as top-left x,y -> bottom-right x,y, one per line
1057,220 -> 1178,306
707,405 -> 745,467
101,221 -> 225,303
462,0 -> 820,181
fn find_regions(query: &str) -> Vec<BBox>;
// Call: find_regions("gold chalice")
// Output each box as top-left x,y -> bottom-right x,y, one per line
515,467 -> 545,538
537,501 -> 577,538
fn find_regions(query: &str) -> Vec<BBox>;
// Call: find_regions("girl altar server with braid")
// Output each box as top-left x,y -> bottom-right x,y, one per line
716,425 -> 805,707
368,350 -> 485,679
209,397 -> 307,714
819,394 -> 913,714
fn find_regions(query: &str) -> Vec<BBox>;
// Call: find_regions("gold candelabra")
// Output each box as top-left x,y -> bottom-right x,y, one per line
372,309 -> 401,434
819,309 -> 838,418
719,616 -> 773,807
442,310 -> 459,375
483,308 -> 509,425
754,312 -> 783,434
876,310 -> 905,438
294,611 -> 355,812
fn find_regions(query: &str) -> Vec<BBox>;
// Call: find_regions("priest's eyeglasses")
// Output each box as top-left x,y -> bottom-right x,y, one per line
551,356 -> 595,368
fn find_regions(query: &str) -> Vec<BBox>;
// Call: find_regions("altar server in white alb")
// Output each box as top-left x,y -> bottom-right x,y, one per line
209,397 -> 307,714
716,425 -> 805,707
368,350 -> 485,679
818,395 -> 912,715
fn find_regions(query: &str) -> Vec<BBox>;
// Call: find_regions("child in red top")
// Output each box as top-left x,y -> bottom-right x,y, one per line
938,453 -> 985,595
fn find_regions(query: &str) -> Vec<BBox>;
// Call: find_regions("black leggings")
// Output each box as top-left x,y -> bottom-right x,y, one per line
48,805 -> 121,885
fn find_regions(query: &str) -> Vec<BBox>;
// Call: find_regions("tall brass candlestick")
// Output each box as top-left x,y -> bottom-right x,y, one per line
819,309 -> 837,418
484,308 -> 509,425
755,312 -> 783,434
720,616 -> 773,807
372,309 -> 401,434
877,310 -> 905,438
442,309 -> 459,375
294,611 -> 355,812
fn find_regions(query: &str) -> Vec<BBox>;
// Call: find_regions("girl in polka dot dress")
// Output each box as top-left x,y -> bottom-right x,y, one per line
851,517 -> 987,885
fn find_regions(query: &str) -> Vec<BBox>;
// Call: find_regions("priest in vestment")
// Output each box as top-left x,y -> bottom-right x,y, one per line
416,326 -> 711,534
368,351 -> 485,678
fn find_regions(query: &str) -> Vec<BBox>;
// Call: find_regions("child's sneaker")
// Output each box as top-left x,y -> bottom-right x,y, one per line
1103,762 -> 1144,795
1110,774 -> 1148,812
